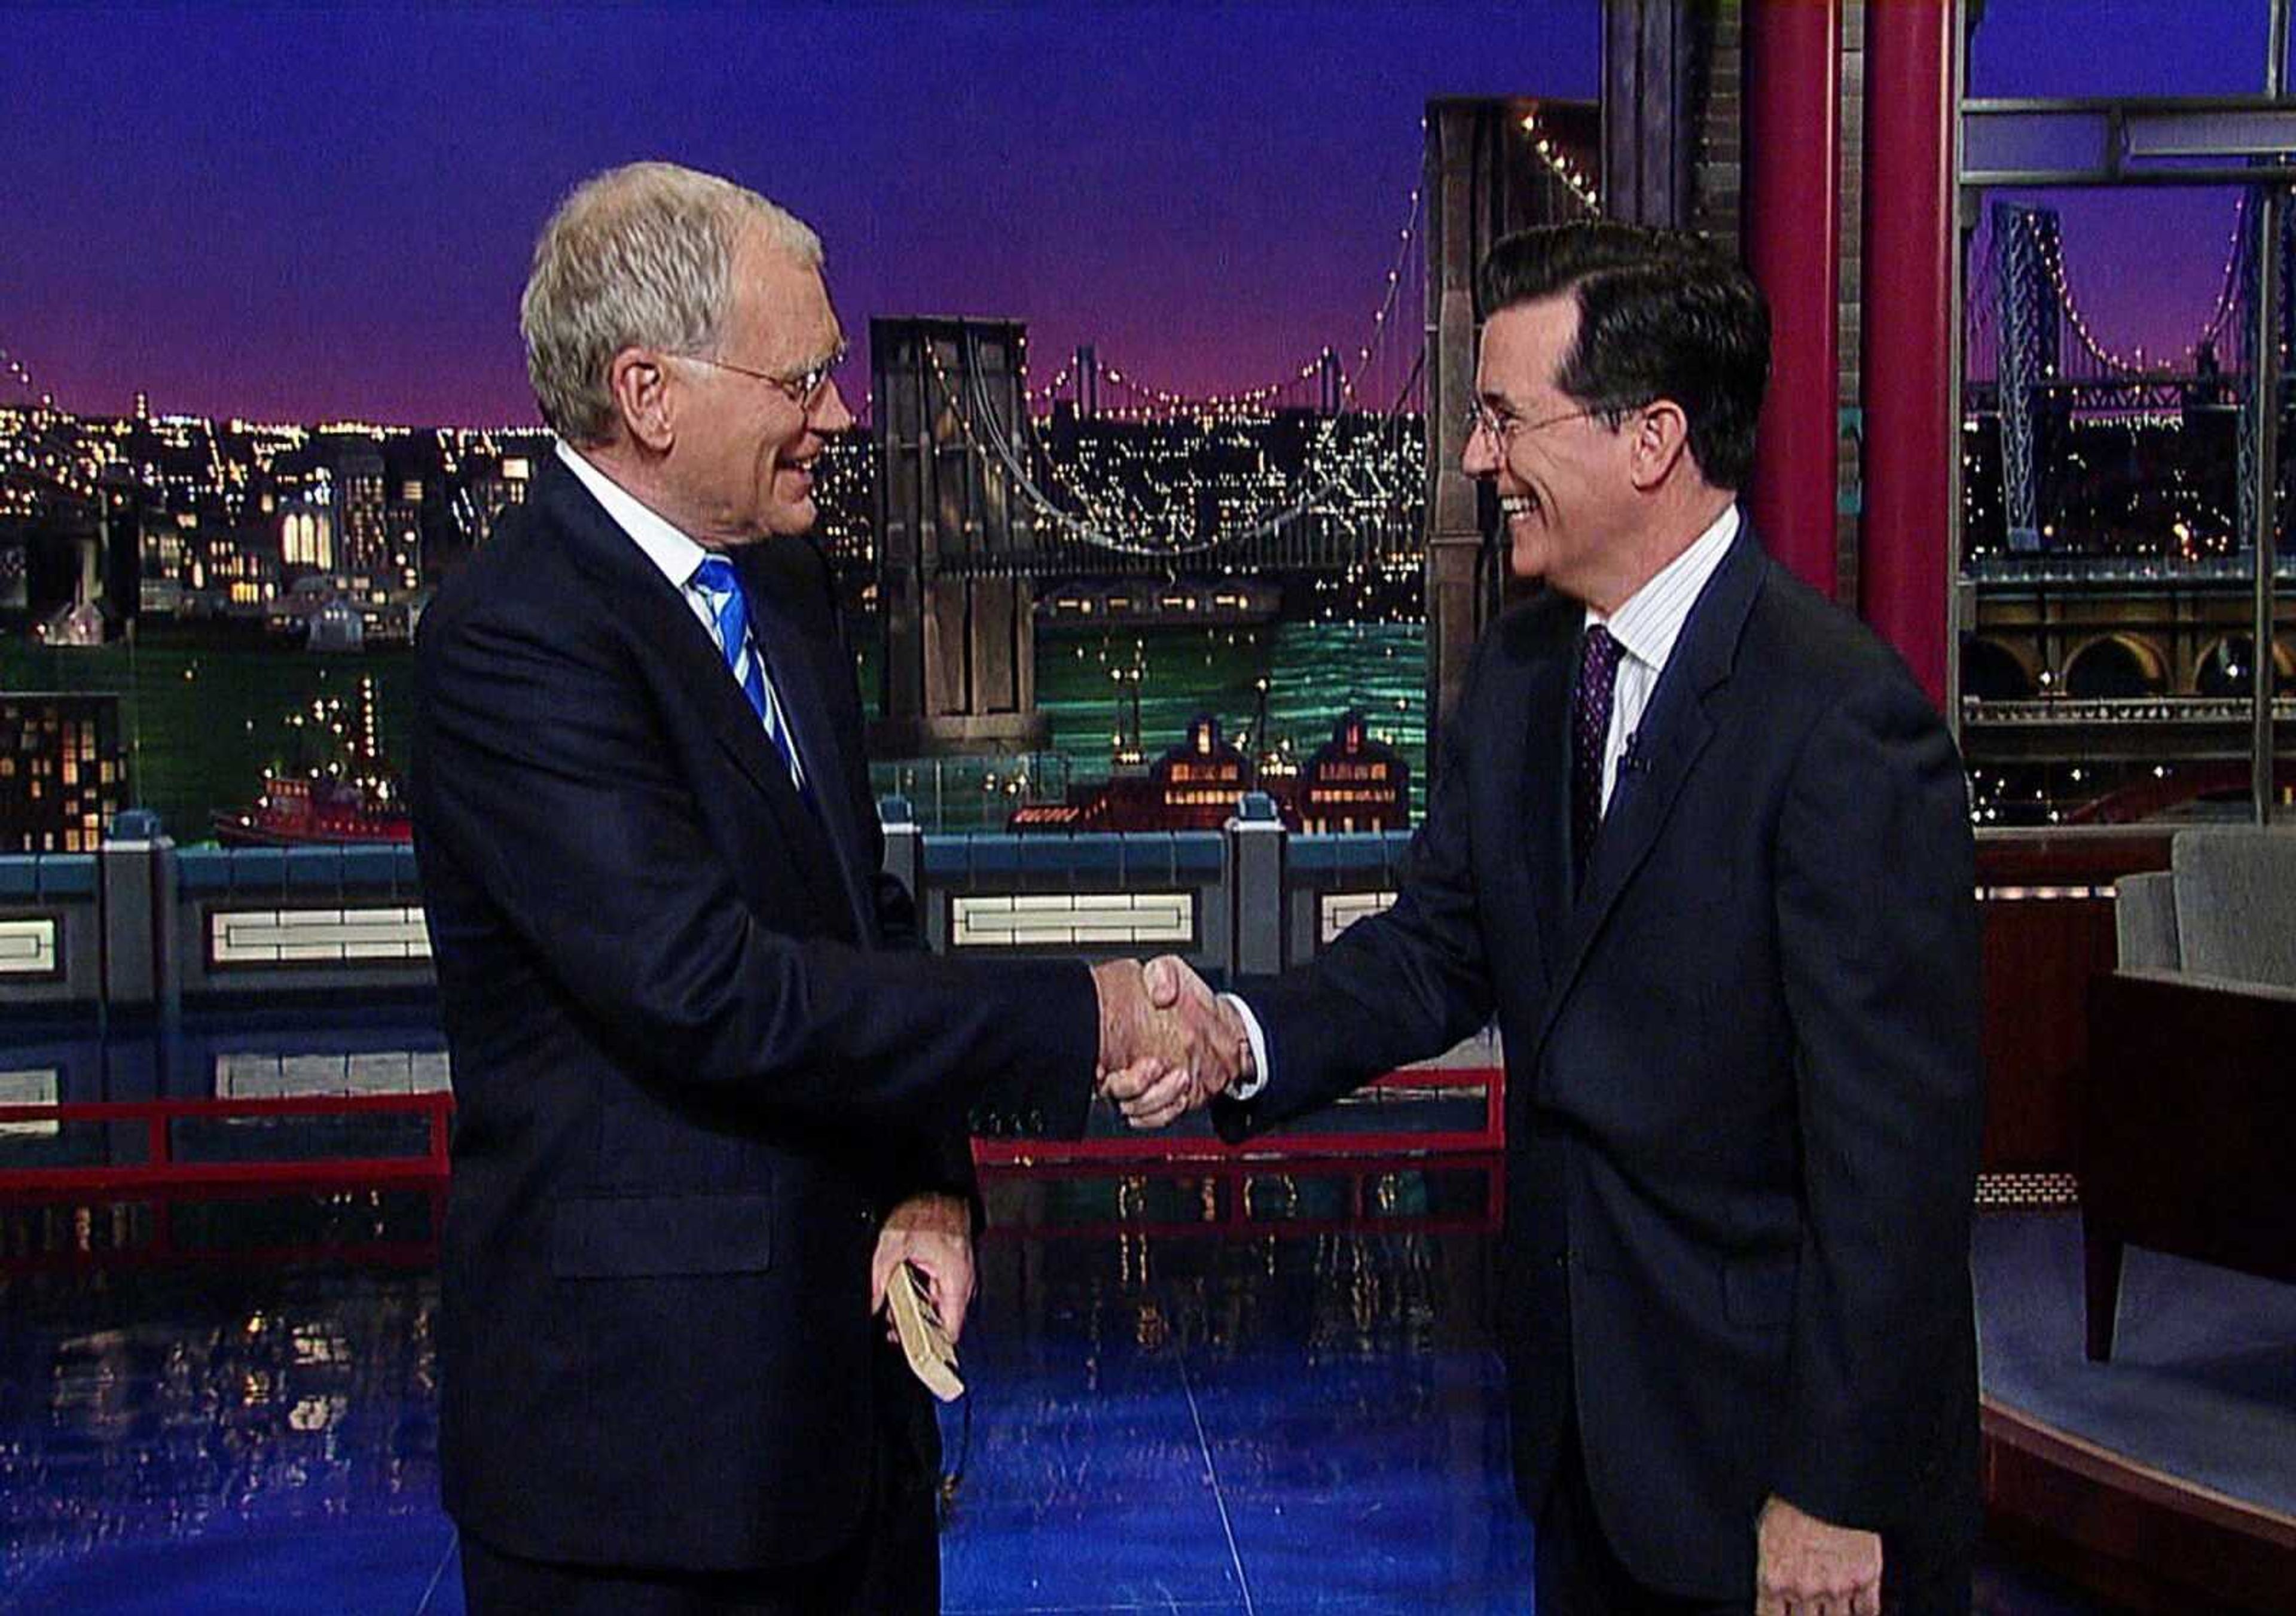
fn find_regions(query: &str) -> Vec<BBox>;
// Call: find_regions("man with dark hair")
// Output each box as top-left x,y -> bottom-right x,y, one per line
1116,219 -> 1982,1612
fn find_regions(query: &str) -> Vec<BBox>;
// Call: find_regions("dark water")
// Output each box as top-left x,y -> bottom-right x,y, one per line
871,619 -> 1428,831
0,634 -> 415,842
1036,620 -> 1425,783
2,620 -> 1427,839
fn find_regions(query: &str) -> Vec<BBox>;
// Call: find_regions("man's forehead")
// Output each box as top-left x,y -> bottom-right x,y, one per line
1476,296 -> 1576,397
734,231 -> 839,351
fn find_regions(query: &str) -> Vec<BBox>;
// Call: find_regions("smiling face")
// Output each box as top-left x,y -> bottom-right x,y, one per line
1461,293 -> 1646,606
665,224 -> 854,546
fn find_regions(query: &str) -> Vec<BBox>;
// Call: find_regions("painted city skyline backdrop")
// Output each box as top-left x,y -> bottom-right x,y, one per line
3,1 -> 2279,429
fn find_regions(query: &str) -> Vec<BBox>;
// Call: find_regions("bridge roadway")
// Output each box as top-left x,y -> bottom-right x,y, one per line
1962,696 -> 2296,763
918,514 -> 1424,580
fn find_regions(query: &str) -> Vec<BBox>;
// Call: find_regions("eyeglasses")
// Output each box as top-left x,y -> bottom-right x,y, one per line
1464,398 -> 1599,444
679,343 -> 848,411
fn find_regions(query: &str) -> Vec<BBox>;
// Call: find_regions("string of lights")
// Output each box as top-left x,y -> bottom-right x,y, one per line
0,349 -> 44,405
2034,219 -> 2151,377
926,339 -> 1201,554
1520,106 -> 1601,217
1002,340 -> 1195,542
924,330 -> 1423,560
1037,321 -> 1423,519
1021,356 -> 1077,412
2037,195 -> 2252,377
2194,191 -> 2252,356
1024,152 -> 1427,420
1092,354 -> 1330,416
0,343 -> 105,509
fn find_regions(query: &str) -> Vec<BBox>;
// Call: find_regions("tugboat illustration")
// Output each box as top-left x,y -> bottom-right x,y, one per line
212,676 -> 412,846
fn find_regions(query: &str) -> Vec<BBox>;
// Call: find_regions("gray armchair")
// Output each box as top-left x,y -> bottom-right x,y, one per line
2084,828 -> 2296,1359
2113,830 -> 2296,986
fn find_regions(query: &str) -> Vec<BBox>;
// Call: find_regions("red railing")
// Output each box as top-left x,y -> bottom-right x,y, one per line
0,1072 -> 1506,1273
0,1092 -> 453,1193
0,1065 -> 1501,1193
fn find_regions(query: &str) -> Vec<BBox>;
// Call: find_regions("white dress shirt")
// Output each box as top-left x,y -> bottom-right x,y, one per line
1584,501 -> 1739,813
1224,502 -> 1742,1101
555,440 -> 805,791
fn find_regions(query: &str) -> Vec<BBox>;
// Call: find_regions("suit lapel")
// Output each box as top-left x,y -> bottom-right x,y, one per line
1531,523 -> 1770,1056
736,544 -> 878,946
1509,615 -> 1578,994
539,463 -> 857,935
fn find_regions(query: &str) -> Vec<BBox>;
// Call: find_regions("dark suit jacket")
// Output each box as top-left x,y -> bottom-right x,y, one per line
410,458 -> 1097,1571
1219,522 -> 1983,1597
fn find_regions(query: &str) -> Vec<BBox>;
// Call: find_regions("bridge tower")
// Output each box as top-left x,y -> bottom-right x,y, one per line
1423,96 -> 1603,742
1993,202 -> 2062,550
869,317 -> 1049,757
1074,344 -> 1099,418
2233,194 -> 2296,548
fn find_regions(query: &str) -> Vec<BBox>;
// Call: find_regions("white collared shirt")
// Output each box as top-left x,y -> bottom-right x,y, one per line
1223,502 -> 1742,1102
1583,501 -> 1739,813
554,440 -> 804,789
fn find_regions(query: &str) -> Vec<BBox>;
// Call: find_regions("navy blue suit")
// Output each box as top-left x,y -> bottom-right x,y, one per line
410,458 -> 1097,1578
1218,524 -> 1983,1600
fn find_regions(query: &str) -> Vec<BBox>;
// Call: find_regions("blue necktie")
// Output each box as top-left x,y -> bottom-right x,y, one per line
692,556 -> 805,793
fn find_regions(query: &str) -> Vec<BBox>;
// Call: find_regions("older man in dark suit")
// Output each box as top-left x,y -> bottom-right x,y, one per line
1118,222 -> 1983,1615
413,161 -> 1234,1615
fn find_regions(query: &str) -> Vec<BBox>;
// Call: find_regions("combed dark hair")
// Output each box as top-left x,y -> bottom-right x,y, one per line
1477,221 -> 1770,489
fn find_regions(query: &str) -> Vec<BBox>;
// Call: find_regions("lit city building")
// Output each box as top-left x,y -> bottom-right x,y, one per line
334,444 -> 390,582
0,406 -> 557,630
0,692 -> 125,853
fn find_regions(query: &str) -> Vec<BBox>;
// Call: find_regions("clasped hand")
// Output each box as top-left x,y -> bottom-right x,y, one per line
1091,955 -> 1251,1129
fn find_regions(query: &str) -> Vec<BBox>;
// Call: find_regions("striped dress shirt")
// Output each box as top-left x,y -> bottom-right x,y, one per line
1584,502 -> 1739,813
1226,501 -> 1744,1101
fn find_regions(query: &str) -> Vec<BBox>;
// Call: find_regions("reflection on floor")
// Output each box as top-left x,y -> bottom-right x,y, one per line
2,1184 -> 2130,1614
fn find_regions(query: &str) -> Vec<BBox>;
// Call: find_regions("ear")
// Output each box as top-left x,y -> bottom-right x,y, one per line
607,347 -> 675,453
1627,400 -> 1691,492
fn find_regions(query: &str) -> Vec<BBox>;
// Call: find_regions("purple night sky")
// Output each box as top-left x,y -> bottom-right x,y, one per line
0,2 -> 2274,428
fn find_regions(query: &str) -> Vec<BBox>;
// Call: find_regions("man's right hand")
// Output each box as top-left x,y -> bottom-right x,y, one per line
1755,1495 -> 1883,1616
1091,956 -> 1248,1127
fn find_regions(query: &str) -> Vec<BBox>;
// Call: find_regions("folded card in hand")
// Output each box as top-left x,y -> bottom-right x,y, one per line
887,1260 -> 964,1402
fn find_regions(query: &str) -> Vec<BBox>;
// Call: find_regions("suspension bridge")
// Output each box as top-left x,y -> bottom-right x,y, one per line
871,171 -> 1437,584
0,105 -> 1639,616
1967,190 -> 2294,550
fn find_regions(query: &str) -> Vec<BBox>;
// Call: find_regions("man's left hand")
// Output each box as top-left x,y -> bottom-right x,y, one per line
870,1193 -> 975,1346
1757,1494 -> 1882,1616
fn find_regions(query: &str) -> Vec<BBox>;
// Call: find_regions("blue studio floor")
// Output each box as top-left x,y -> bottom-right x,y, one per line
1,1181 -> 2151,1615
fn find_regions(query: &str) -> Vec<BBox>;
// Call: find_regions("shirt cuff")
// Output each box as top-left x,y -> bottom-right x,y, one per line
1220,992 -> 1271,1102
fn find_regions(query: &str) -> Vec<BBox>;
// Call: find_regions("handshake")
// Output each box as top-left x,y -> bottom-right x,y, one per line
1090,956 -> 1254,1129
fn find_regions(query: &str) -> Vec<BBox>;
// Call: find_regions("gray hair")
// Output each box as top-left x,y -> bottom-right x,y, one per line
520,161 -> 823,444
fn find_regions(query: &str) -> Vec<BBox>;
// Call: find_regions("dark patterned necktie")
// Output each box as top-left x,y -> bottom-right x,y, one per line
1571,624 -> 1623,894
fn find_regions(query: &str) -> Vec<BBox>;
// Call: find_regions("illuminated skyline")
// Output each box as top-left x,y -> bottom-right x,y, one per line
5,3 -> 1595,427
0,1 -> 2270,429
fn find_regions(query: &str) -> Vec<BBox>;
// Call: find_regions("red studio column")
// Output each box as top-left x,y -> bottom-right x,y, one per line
1744,0 -> 1843,599
1860,0 -> 1957,708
